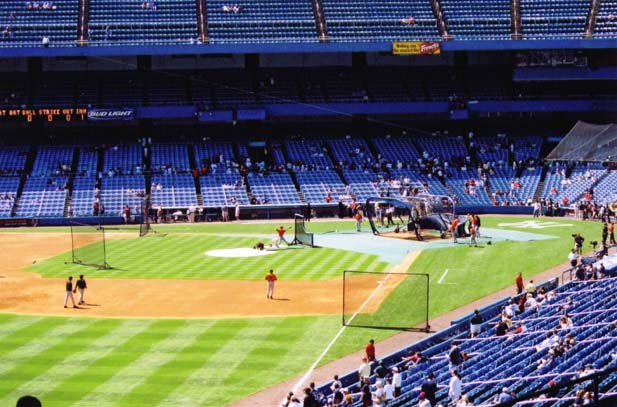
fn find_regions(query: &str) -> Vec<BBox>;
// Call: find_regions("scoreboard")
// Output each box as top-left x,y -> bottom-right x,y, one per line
0,108 -> 88,122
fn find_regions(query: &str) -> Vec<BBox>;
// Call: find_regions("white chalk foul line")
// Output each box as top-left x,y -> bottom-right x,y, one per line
438,268 -> 449,284
286,273 -> 393,404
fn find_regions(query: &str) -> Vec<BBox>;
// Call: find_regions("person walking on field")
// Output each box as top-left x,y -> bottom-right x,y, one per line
609,222 -> 616,245
74,274 -> 87,305
365,339 -> 376,362
450,217 -> 459,243
64,276 -> 78,308
354,210 -> 363,232
515,272 -> 523,295
265,269 -> 277,299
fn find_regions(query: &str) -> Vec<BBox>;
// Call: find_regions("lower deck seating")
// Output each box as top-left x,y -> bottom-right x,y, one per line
0,177 -> 20,217
200,173 -> 249,207
247,172 -> 301,205
15,176 -> 68,217
151,174 -> 197,208
315,277 -> 617,407
100,175 -> 145,216
295,170 -> 349,205
71,176 -> 96,216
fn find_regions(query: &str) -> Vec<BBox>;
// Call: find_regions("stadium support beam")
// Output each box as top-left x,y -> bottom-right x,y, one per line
311,0 -> 329,42
511,0 -> 522,39
76,0 -> 90,46
195,0 -> 209,43
584,0 -> 601,38
429,0 -> 450,39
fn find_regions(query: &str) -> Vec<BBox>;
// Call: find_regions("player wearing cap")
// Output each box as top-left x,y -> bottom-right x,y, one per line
64,276 -> 78,308
74,274 -> 88,305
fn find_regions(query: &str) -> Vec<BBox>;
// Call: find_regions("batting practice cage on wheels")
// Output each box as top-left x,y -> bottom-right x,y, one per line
342,270 -> 430,332
292,214 -> 314,247
68,222 -> 111,269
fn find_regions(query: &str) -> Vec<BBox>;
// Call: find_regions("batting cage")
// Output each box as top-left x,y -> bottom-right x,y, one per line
69,222 -> 110,269
139,196 -> 152,237
292,213 -> 314,247
342,270 -> 430,332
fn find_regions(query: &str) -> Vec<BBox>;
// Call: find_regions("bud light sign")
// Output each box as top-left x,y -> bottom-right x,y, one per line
87,108 -> 135,121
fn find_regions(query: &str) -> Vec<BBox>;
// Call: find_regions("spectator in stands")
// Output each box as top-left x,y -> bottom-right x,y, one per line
16,395 -> 42,407
558,314 -> 573,330
495,319 -> 508,336
525,293 -> 539,310
448,342 -> 463,371
420,373 -> 437,406
417,392 -> 431,407
359,377 -> 372,407
41,36 -> 49,48
358,357 -> 371,385
470,310 -> 482,337
525,280 -> 536,295
392,367 -> 402,397
568,249 -> 578,268
302,387 -> 318,407
400,16 -> 416,25
495,387 -> 513,403
449,370 -> 462,405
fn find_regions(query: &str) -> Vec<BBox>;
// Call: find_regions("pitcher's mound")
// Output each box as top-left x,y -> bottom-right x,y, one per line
205,248 -> 276,258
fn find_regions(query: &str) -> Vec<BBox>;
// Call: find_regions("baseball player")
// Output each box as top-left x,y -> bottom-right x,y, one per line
64,276 -> 78,308
273,226 -> 291,248
74,274 -> 87,305
265,269 -> 277,299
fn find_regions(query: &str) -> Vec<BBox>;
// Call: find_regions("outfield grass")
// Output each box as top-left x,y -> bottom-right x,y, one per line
0,313 -> 396,407
28,234 -> 389,280
1,216 -> 607,406
3,220 -> 356,235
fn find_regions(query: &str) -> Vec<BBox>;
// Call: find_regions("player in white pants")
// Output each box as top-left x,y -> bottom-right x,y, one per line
75,274 -> 87,305
64,276 -> 77,308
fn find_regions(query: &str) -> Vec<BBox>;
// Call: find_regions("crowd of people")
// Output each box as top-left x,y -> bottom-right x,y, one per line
25,1 -> 57,10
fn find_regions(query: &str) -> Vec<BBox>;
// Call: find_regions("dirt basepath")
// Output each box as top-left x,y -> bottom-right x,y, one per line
0,233 -> 409,319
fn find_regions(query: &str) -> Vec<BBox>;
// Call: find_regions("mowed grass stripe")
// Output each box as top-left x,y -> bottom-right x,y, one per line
154,319 -> 280,407
69,319 -> 208,407
0,319 -> 149,405
109,320 -> 218,406
309,250 -> 357,278
29,234 -> 391,281
0,319 -> 95,378
285,248 -> 343,279
0,315 -> 44,343
221,317 -> 324,397
0,320 -> 100,403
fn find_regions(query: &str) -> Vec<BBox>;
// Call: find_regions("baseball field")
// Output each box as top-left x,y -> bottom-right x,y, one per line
0,216 -> 603,406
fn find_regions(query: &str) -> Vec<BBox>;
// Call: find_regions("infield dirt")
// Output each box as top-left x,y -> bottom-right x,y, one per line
0,232 -> 416,319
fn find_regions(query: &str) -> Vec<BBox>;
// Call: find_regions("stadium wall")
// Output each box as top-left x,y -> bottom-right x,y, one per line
0,39 -> 616,58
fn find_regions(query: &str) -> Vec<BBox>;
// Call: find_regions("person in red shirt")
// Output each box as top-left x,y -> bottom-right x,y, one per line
450,218 -> 459,243
354,211 -> 363,232
264,269 -> 277,299
609,222 -> 615,245
365,339 -> 376,362
515,272 -> 523,295
273,225 -> 290,248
